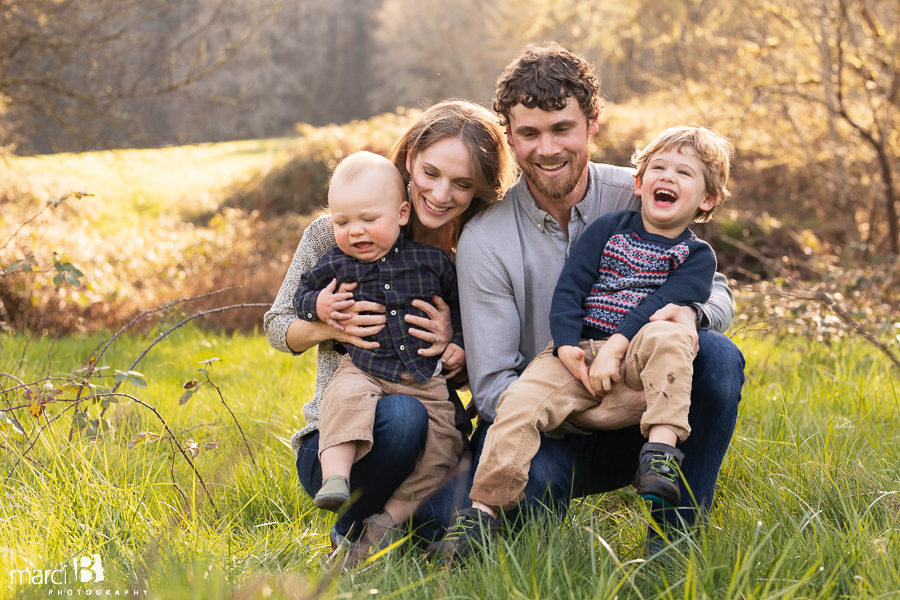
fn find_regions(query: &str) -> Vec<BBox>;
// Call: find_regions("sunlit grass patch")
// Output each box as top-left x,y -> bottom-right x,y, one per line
1,328 -> 898,598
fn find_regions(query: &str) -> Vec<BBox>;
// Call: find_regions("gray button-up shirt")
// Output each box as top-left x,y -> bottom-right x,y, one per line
457,162 -> 735,421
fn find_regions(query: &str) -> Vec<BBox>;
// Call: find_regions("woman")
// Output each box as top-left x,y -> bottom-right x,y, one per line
264,99 -> 516,551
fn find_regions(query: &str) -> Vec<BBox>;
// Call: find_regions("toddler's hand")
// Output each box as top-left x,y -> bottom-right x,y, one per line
557,345 -> 597,396
588,334 -> 628,394
315,278 -> 355,330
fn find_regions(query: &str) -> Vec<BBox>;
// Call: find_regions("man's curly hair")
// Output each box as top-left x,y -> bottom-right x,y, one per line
493,42 -> 601,126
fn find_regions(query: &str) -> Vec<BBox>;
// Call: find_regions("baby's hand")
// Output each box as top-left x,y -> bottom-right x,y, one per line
441,343 -> 465,378
315,278 -> 356,330
588,334 -> 628,394
557,345 -> 597,396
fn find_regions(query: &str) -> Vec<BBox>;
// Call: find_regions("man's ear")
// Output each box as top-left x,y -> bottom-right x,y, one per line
505,127 -> 513,146
588,106 -> 600,135
399,200 -> 411,226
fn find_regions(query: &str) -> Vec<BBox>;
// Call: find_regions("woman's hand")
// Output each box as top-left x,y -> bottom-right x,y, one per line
407,295 -> 453,357
441,343 -> 465,378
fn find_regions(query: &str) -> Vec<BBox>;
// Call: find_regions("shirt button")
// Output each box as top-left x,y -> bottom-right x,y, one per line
399,345 -> 405,351
381,257 -> 386,261
384,284 -> 390,289
306,313 -> 313,318
390,310 -> 397,316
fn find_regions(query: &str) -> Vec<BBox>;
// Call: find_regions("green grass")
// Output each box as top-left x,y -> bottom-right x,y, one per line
3,138 -> 296,232
1,327 -> 897,599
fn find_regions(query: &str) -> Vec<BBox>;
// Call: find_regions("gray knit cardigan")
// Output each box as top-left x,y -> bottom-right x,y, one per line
264,215 -> 340,455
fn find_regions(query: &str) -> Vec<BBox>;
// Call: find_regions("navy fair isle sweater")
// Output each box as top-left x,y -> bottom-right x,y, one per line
550,210 -> 717,349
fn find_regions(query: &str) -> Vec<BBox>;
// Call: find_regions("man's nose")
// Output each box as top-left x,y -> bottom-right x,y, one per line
536,133 -> 557,156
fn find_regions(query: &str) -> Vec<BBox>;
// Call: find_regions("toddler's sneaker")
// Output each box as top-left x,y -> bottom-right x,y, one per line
633,442 -> 685,507
315,475 -> 350,511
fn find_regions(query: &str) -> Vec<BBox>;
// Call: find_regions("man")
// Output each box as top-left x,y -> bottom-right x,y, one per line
427,42 -> 745,558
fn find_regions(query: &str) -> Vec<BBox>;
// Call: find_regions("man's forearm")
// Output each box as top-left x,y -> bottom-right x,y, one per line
699,272 -> 734,332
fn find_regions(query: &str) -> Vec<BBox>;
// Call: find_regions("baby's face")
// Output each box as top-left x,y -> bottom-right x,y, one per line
330,170 -> 410,262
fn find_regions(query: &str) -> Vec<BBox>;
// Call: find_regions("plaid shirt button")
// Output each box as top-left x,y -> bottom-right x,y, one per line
293,235 -> 459,384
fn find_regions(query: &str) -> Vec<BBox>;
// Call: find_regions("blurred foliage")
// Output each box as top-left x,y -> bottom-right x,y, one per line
0,106 -> 897,355
223,109 -> 415,215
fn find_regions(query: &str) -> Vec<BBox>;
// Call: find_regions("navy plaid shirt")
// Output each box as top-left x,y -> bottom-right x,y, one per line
293,235 -> 461,384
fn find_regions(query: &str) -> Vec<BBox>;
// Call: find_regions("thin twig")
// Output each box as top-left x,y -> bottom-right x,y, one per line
99,301 -> 269,418
202,372 -> 256,466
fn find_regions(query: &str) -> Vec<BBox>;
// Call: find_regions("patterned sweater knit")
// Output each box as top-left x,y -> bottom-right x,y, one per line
550,210 -> 716,349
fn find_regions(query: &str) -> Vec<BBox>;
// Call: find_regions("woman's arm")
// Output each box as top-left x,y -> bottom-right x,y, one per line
264,215 -> 338,354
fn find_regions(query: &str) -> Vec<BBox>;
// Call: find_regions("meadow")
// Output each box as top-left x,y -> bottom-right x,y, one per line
1,326 -> 897,599
1,133 -> 898,599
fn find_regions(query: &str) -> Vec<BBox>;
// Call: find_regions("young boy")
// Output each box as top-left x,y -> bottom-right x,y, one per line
292,151 -> 463,547
450,125 -> 733,543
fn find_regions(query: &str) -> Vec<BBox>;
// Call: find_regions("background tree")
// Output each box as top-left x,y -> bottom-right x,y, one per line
0,0 -> 282,152
581,0 -> 900,256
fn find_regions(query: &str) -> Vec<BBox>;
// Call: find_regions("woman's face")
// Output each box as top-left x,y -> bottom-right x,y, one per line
406,137 -> 477,231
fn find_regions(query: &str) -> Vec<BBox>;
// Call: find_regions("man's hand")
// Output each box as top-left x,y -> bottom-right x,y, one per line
441,343 -> 465,378
588,333 -> 628,394
557,345 -> 597,396
315,278 -> 356,330
650,303 -> 699,354
567,382 -> 646,430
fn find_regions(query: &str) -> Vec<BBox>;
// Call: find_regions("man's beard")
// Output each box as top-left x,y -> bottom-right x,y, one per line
522,153 -> 588,200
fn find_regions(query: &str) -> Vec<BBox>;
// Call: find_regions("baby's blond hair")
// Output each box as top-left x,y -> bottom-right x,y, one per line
329,151 -> 405,207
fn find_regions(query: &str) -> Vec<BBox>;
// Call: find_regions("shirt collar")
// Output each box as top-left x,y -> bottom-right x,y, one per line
513,171 -> 592,230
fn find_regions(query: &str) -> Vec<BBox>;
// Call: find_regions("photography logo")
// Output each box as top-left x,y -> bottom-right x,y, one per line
74,554 -> 104,583
8,553 -> 103,586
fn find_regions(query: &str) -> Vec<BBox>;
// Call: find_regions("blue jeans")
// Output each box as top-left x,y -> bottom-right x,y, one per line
296,393 -> 429,539
416,329 -> 745,538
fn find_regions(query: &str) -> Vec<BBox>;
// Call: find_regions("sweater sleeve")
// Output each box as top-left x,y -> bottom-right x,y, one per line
292,248 -> 342,321
549,213 -> 622,349
616,239 -> 717,339
263,214 -> 336,354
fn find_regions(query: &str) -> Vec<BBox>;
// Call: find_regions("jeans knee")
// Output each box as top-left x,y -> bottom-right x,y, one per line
372,394 -> 428,453
694,331 -> 745,408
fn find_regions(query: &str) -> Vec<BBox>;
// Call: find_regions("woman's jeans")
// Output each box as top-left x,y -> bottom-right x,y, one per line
296,393 -> 429,539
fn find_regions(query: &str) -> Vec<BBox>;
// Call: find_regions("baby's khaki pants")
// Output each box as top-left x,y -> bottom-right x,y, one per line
470,320 -> 695,511
319,354 -> 463,510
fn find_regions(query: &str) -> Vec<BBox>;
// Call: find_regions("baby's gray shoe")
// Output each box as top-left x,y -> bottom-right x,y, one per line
315,475 -> 350,511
